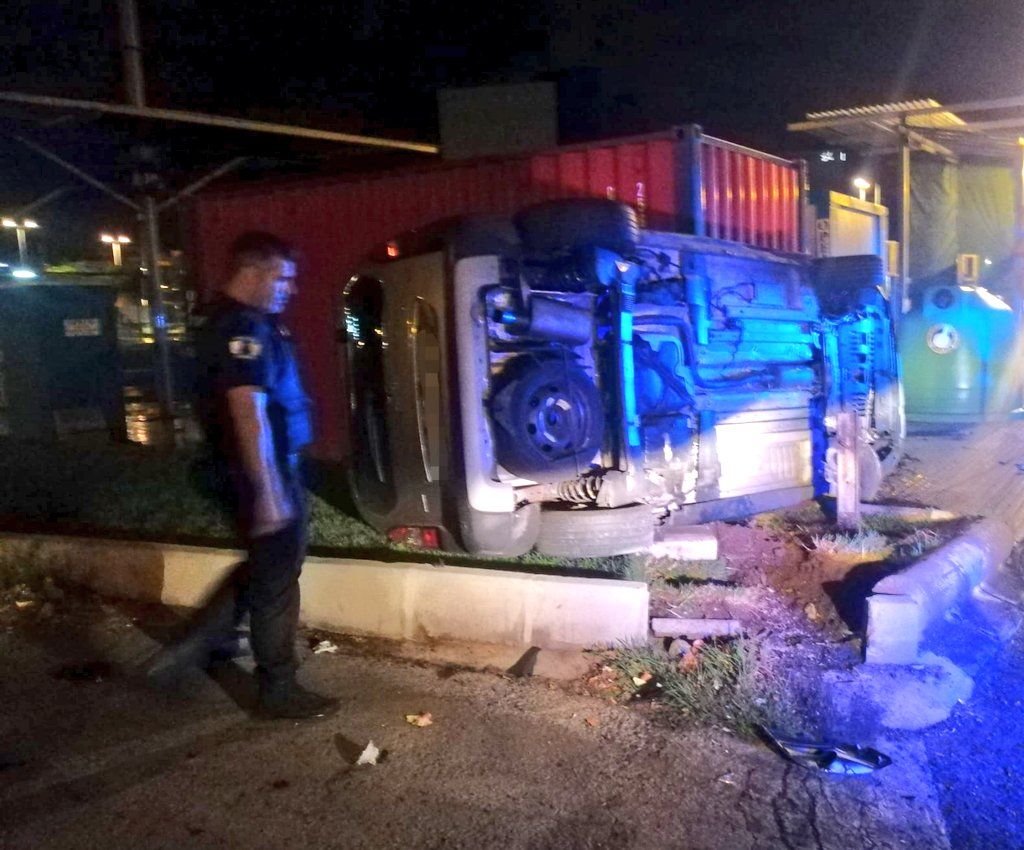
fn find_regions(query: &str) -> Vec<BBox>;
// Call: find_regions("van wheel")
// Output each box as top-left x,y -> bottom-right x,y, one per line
535,503 -> 655,558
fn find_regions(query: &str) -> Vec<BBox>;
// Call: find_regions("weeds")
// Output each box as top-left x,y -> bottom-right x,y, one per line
752,501 -> 827,532
860,514 -> 922,536
810,530 -> 893,561
608,637 -> 787,736
893,527 -> 944,559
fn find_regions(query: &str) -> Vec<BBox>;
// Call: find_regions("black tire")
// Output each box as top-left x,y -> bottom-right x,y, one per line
814,255 -> 887,315
535,503 -> 655,558
513,199 -> 639,256
489,357 -> 604,482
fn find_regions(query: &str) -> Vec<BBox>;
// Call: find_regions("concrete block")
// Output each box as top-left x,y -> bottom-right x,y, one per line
0,532 -> 649,651
873,518 -> 1013,625
866,594 -> 923,665
649,525 -> 719,561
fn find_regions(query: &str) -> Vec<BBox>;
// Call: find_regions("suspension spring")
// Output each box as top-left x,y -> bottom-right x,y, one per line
556,477 -> 603,503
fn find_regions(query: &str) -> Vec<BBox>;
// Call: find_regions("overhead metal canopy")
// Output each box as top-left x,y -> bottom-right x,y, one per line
788,96 -> 1024,326
788,96 -> 1024,160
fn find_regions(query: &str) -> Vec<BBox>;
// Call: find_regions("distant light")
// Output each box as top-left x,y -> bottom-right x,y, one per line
117,235 -> 131,244
12,268 -> 37,279
100,234 -> 114,243
22,219 -> 38,229
1,219 -> 16,228
984,257 -> 993,266
0,262 -> 7,268
386,241 -> 400,258
852,177 -> 871,191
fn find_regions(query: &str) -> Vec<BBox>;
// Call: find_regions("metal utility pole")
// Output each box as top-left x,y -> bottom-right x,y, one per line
897,122 -> 912,328
119,0 -> 175,415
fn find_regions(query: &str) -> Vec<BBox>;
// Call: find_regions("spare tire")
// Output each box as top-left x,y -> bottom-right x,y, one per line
489,357 -> 604,482
535,503 -> 655,557
513,199 -> 639,256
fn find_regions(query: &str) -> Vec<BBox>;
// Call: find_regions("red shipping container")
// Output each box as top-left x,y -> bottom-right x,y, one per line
191,126 -> 806,460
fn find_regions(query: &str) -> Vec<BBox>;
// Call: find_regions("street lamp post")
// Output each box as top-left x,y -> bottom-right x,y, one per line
100,233 -> 131,267
2,217 -> 39,265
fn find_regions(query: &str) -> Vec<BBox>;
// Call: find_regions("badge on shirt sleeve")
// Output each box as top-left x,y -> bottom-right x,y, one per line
228,336 -> 263,360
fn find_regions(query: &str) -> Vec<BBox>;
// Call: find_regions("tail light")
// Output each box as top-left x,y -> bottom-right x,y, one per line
387,526 -> 441,549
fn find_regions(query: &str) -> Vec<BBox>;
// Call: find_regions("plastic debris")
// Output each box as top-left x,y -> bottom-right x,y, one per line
760,727 -> 892,776
312,640 -> 339,655
14,600 -> 35,610
631,676 -> 665,701
631,671 -> 653,687
356,741 -> 382,765
405,712 -> 434,727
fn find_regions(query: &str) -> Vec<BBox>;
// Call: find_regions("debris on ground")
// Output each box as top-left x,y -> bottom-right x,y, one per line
405,712 -> 433,727
356,741 -> 382,765
759,726 -> 892,776
583,716 -> 600,727
312,639 -> 339,655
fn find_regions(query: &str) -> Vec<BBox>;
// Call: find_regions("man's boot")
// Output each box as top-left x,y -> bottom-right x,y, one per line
257,676 -> 340,720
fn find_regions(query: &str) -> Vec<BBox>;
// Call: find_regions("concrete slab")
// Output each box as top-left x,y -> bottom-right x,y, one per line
0,532 -> 649,652
823,652 -> 974,736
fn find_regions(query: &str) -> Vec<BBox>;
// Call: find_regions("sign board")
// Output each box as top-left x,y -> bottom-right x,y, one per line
63,318 -> 101,338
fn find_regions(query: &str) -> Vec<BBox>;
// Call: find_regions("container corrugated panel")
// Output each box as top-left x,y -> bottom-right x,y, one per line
191,128 -> 803,459
700,136 -> 802,252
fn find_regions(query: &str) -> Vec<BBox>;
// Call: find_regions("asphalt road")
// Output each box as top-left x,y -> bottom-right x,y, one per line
0,597 -> 947,850
921,626 -> 1024,850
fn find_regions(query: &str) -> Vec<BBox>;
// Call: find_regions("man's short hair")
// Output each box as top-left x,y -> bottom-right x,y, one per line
229,231 -> 294,273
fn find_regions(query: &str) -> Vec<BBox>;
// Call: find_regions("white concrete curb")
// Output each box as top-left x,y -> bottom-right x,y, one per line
866,518 -> 1014,664
0,533 -> 649,651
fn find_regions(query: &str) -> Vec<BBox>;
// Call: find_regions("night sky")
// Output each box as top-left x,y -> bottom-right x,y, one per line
2,0 -> 1022,261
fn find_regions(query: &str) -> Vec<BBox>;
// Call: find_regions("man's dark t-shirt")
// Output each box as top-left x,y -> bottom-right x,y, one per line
194,295 -> 313,504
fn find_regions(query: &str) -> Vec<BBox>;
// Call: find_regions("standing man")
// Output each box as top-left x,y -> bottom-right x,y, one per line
147,232 -> 338,720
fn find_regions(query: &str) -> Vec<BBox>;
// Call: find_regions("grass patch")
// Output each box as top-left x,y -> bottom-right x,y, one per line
0,440 -> 626,575
860,513 -> 926,536
608,637 -> 787,736
810,530 -> 893,561
752,501 -> 827,532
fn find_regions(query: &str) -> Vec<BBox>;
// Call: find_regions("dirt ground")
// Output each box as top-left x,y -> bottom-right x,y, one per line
0,590 -> 949,850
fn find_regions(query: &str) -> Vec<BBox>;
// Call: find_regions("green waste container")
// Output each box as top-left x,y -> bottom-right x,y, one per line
899,284 -> 1019,422
0,281 -> 125,439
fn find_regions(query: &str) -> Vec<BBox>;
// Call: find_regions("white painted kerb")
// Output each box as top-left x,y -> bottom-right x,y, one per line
0,533 -> 649,650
